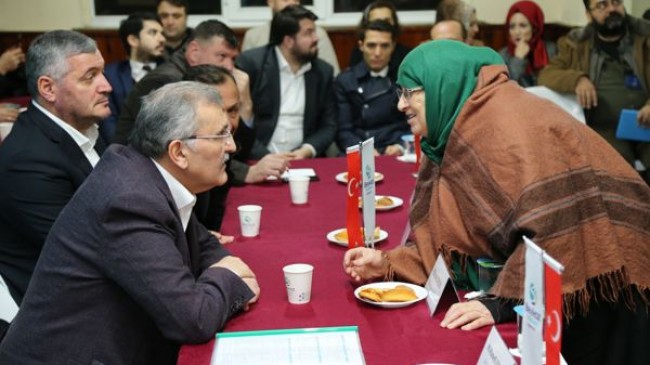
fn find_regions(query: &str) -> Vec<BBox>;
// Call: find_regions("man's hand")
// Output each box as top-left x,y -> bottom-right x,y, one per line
0,104 -> 20,123
232,68 -> 253,122
514,39 -> 530,59
209,230 -> 234,244
637,105 -> 650,127
575,76 -> 598,109
245,153 -> 290,183
210,256 -> 260,306
0,47 -> 25,75
287,146 -> 313,160
384,144 -> 403,156
440,301 -> 495,331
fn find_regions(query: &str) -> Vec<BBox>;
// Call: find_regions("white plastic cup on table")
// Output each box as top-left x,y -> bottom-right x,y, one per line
401,134 -> 415,155
237,205 -> 262,237
283,263 -> 314,304
288,176 -> 310,204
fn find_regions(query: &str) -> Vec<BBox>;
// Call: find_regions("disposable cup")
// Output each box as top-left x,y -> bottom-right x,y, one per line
237,205 -> 262,237
288,176 -> 310,204
283,263 -> 314,304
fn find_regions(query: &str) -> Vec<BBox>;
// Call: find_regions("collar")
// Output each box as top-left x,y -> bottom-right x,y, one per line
129,60 -> 157,78
151,159 -> 196,231
32,100 -> 99,151
370,66 -> 389,78
275,46 -> 312,76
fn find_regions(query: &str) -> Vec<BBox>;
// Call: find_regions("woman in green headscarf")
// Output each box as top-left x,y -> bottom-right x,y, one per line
343,40 -> 650,364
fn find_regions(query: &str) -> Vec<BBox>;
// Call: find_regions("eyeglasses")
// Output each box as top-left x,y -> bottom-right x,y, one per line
590,0 -> 622,11
182,129 -> 233,145
396,86 -> 424,101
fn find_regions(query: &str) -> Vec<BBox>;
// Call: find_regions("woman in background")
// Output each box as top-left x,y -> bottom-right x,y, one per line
348,1 -> 411,69
499,1 -> 557,87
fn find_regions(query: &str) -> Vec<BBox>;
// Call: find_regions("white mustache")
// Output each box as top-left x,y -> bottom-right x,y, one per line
223,154 -> 230,164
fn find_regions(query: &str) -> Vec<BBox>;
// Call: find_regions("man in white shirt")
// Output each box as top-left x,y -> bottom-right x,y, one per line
241,0 -> 340,75
103,12 -> 166,141
0,30 -> 112,305
237,5 -> 337,160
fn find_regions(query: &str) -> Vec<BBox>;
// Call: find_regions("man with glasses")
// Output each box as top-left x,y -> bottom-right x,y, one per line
539,0 -> 650,184
0,82 -> 260,364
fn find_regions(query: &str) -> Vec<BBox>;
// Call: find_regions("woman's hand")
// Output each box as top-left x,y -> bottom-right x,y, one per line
514,39 -> 530,59
342,247 -> 386,282
440,300 -> 495,331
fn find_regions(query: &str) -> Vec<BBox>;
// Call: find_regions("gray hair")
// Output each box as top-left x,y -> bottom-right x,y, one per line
26,30 -> 97,97
129,81 -> 223,158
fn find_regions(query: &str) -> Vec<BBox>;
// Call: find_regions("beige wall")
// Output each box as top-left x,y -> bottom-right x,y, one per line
0,0 -> 647,32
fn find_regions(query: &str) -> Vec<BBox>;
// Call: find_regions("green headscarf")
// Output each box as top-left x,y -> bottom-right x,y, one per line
397,40 -> 504,164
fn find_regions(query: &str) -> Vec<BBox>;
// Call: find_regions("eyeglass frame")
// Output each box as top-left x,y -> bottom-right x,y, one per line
396,86 -> 424,101
181,128 -> 234,145
590,0 -> 622,12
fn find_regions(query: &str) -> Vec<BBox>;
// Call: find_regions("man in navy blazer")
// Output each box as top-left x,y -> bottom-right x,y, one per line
102,12 -> 165,141
0,30 -> 112,305
0,82 -> 260,364
236,5 -> 337,160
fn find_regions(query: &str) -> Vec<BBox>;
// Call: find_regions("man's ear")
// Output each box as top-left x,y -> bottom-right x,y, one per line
358,39 -> 364,52
167,139 -> 190,169
37,76 -> 56,103
185,40 -> 199,65
127,34 -> 140,51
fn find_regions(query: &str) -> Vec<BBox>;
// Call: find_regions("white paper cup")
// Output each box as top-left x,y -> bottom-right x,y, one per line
288,176 -> 310,205
0,123 -> 13,141
237,205 -> 262,237
283,263 -> 314,304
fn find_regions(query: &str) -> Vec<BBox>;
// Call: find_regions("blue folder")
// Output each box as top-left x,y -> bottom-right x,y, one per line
616,109 -> 650,142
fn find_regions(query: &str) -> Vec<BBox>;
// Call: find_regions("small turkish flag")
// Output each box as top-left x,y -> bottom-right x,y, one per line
544,264 -> 562,365
345,147 -> 363,249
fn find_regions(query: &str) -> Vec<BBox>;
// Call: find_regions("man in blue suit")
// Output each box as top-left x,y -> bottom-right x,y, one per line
102,12 -> 165,141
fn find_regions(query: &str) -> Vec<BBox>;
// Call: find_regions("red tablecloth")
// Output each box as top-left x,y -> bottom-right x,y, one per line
178,156 -> 517,365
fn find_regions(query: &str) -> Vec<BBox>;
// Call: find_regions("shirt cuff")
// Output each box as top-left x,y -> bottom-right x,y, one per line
301,143 -> 317,158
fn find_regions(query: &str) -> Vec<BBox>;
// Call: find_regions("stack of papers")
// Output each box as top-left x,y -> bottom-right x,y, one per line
212,326 -> 365,365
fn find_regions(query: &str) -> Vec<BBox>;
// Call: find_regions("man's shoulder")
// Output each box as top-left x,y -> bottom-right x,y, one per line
239,45 -> 270,61
335,62 -> 365,85
105,60 -> 129,72
629,16 -> 650,37
311,58 -> 334,78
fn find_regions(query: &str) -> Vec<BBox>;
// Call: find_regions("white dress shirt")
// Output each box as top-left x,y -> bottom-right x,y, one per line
269,47 -> 316,156
152,160 -> 196,232
32,100 -> 101,167
130,60 -> 157,82
369,66 -> 389,78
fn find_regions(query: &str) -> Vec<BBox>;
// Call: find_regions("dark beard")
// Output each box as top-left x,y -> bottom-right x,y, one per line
593,12 -> 626,38
293,47 -> 318,65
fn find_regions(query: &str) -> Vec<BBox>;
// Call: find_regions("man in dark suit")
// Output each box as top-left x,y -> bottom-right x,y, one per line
0,81 -> 260,364
236,5 -> 337,160
0,30 -> 112,305
335,20 -> 409,155
102,12 -> 165,141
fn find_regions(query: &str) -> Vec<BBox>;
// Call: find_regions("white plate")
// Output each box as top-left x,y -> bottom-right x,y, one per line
354,282 -> 428,309
397,154 -> 417,163
326,228 -> 388,247
359,195 -> 403,211
335,172 -> 384,184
